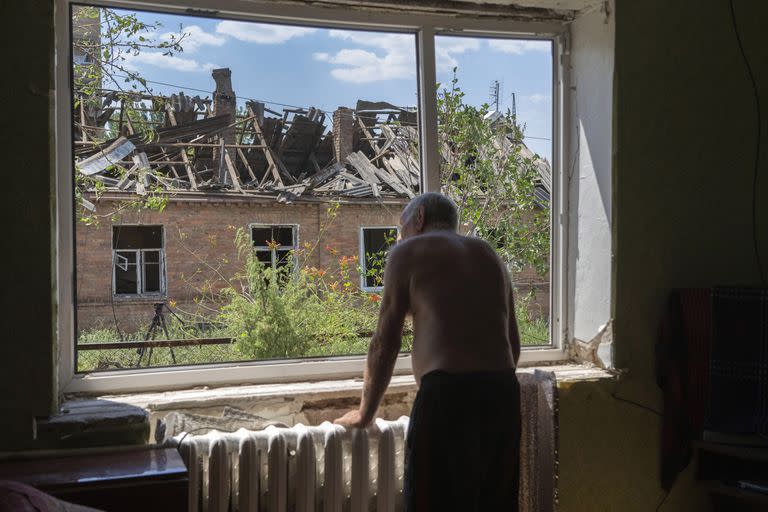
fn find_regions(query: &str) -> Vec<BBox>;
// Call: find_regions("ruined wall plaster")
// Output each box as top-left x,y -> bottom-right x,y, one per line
567,1 -> 614,368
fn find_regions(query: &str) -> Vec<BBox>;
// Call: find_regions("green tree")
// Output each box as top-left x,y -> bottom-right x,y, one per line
72,6 -> 188,224
437,73 -> 550,278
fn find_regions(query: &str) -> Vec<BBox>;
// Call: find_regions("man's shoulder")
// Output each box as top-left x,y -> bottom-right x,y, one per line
395,232 -> 496,253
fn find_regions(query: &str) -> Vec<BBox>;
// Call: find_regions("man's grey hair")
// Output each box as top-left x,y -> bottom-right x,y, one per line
404,192 -> 459,231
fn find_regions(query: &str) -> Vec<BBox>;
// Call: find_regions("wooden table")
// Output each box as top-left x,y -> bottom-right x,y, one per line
0,448 -> 188,512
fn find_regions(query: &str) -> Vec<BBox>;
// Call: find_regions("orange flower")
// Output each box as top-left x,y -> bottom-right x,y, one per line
325,245 -> 338,255
368,293 -> 381,303
317,269 -> 327,277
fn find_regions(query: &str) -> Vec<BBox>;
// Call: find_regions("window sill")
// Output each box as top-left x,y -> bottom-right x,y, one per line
77,363 -> 612,410
59,364 -> 613,446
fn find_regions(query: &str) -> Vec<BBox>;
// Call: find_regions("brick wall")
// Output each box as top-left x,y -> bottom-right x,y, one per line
75,194 -> 549,332
76,196 -> 407,331
332,107 -> 354,163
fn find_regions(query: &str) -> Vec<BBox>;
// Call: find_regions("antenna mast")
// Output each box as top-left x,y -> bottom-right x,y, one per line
489,80 -> 502,111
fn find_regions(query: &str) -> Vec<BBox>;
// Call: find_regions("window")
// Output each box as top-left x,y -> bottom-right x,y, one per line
112,225 -> 165,296
56,0 -> 569,393
360,227 -> 398,291
251,225 -> 298,270
435,34 -> 553,348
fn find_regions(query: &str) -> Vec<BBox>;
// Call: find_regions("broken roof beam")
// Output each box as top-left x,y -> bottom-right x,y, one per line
221,147 -> 244,192
346,151 -> 381,198
247,104 -> 295,186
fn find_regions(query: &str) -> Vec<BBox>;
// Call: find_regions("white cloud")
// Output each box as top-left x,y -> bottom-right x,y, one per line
488,39 -> 551,55
316,31 -> 482,83
435,37 -> 481,71
123,51 -> 219,73
313,30 -> 415,83
525,93 -> 550,104
164,25 -> 226,53
216,21 -> 316,44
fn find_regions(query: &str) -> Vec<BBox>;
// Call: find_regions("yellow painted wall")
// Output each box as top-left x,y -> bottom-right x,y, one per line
558,0 -> 768,510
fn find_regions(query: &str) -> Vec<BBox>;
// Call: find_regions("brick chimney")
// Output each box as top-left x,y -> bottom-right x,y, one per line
212,68 -> 236,184
333,107 -> 354,164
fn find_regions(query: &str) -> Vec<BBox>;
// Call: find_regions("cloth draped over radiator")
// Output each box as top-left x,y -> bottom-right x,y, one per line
518,370 -> 558,512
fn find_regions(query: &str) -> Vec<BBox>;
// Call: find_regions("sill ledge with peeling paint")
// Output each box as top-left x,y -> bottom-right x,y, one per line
40,364 -> 613,449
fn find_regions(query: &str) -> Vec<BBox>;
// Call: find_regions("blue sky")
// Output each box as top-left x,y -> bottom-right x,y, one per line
108,9 -> 552,160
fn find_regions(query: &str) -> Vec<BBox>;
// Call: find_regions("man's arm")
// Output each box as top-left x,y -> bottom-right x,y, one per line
334,245 -> 410,427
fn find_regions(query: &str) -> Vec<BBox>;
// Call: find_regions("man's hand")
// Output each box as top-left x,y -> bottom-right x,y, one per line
333,410 -> 371,428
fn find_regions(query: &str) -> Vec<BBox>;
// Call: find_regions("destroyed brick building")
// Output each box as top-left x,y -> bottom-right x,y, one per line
74,68 -> 550,332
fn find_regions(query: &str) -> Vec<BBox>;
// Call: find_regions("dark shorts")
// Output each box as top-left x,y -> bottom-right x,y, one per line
404,368 -> 521,512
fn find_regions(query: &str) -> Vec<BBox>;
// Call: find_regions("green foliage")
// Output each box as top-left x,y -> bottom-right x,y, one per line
218,227 -> 387,360
72,6 -> 187,99
437,72 -> 551,277
363,229 -> 397,288
72,6 -> 181,224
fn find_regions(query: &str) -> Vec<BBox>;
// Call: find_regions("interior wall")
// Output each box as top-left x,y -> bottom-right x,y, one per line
0,0 -> 57,450
3,1 -> 768,510
567,0 -> 614,365
560,0 -> 768,510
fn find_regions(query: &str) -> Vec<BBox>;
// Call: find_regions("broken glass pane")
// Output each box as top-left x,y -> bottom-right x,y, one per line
251,228 -> 273,247
113,225 -> 163,249
362,228 -> 397,288
143,250 -> 161,293
114,250 -> 138,294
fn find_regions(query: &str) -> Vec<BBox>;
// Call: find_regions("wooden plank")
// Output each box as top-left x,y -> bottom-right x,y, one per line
346,151 -> 381,194
222,148 -> 244,192
236,148 -> 258,182
305,162 -> 342,191
179,149 -> 198,191
339,171 -> 367,186
372,165 -> 413,197
383,156 -> 417,195
248,105 -> 286,187
309,152 -> 322,174
132,153 -> 150,196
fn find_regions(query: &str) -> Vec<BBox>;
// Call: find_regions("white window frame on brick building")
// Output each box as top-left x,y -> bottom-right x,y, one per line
249,224 -> 299,271
112,225 -> 166,298
55,0 -> 573,394
359,226 -> 398,292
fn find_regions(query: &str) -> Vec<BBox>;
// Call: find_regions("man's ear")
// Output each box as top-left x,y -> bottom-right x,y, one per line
415,206 -> 425,231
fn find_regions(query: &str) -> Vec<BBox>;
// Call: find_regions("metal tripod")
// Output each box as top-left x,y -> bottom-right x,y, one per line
136,302 -> 178,366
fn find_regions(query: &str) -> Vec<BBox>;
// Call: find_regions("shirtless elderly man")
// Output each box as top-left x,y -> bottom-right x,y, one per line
334,192 -> 522,511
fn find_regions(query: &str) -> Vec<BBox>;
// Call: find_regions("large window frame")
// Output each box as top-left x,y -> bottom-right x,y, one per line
112,225 -> 166,298
56,0 -> 570,394
359,226 -> 399,293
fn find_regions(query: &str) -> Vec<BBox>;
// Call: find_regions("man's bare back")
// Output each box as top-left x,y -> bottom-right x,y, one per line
334,193 -> 522,511
392,230 -> 518,384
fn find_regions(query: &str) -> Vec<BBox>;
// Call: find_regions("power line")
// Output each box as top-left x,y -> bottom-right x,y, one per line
729,0 -> 766,286
107,74 -> 552,140
111,74 -> 338,113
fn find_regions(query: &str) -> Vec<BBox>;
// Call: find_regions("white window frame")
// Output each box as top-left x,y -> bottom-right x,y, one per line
112,225 -> 166,297
56,0 -> 570,394
359,226 -> 399,292
249,223 -> 299,271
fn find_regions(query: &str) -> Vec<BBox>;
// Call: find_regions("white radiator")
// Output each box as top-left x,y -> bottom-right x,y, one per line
177,417 -> 410,512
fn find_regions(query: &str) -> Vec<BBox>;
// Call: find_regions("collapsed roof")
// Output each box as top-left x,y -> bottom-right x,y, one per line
74,68 -> 550,205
